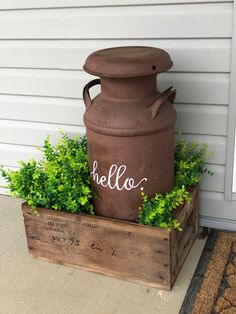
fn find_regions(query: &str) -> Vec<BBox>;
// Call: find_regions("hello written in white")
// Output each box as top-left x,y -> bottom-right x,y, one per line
91,161 -> 148,191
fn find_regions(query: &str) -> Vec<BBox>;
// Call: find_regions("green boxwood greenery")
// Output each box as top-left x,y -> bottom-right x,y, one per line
138,186 -> 190,230
174,135 -> 213,188
1,133 -> 212,230
0,133 -> 93,215
137,134 -> 213,230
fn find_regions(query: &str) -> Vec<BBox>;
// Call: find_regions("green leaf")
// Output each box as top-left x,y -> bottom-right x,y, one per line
79,196 -> 88,206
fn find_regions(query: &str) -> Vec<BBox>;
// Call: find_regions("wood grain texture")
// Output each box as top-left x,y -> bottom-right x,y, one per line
171,188 -> 198,285
22,188 -> 198,290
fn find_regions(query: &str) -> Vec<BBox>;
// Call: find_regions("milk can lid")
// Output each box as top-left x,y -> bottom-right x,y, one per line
83,46 -> 173,78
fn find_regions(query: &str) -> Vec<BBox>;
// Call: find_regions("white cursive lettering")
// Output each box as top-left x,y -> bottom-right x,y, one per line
90,161 -> 147,191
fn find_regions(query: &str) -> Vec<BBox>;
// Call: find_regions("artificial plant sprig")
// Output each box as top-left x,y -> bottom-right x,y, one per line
138,185 -> 190,230
174,133 -> 213,188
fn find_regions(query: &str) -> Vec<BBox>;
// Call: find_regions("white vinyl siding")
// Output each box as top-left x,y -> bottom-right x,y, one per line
0,39 -> 231,72
0,4 -> 232,39
0,0 -> 232,8
0,0 -> 234,228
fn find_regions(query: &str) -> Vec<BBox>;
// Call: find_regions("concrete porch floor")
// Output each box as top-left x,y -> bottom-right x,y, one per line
0,195 -> 206,314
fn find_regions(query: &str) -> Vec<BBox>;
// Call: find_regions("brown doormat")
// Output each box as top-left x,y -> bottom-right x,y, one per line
179,230 -> 236,314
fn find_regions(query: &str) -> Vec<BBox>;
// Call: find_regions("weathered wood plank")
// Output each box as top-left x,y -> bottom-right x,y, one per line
23,205 -> 171,289
22,188 -> 198,290
171,188 -> 198,284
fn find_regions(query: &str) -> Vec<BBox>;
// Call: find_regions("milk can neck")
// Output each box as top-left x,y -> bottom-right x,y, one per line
100,75 -> 157,100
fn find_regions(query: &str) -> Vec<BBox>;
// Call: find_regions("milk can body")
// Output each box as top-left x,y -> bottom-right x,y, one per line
83,47 -> 177,221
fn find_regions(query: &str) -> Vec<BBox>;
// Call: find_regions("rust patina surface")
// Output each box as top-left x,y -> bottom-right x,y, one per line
83,46 -> 176,221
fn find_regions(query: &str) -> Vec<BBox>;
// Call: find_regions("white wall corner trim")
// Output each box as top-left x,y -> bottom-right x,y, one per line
225,1 -> 236,200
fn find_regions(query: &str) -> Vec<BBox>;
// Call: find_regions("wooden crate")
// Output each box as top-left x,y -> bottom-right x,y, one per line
22,187 -> 198,290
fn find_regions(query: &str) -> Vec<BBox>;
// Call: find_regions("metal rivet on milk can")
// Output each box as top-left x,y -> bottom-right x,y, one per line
83,46 -> 177,222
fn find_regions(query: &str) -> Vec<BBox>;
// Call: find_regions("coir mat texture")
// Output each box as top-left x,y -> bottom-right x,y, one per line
180,230 -> 236,314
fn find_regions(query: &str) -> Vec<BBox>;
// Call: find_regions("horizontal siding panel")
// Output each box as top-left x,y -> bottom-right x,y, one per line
0,68 -> 88,99
175,104 -> 228,136
0,144 -> 41,167
0,70 -> 229,104
200,216 -> 236,231
199,191 -> 236,221
0,39 -> 231,72
2,94 -> 229,133
200,164 -> 225,193
0,4 -> 232,39
179,134 -> 226,165
0,96 -> 228,136
0,120 -> 85,146
160,73 -> 230,105
0,95 -> 85,125
0,0 -> 232,10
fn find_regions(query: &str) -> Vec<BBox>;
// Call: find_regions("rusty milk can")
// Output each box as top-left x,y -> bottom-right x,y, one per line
83,46 -> 177,222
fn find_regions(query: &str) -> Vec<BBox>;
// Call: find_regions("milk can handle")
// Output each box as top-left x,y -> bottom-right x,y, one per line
83,79 -> 101,110
146,87 -> 176,120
